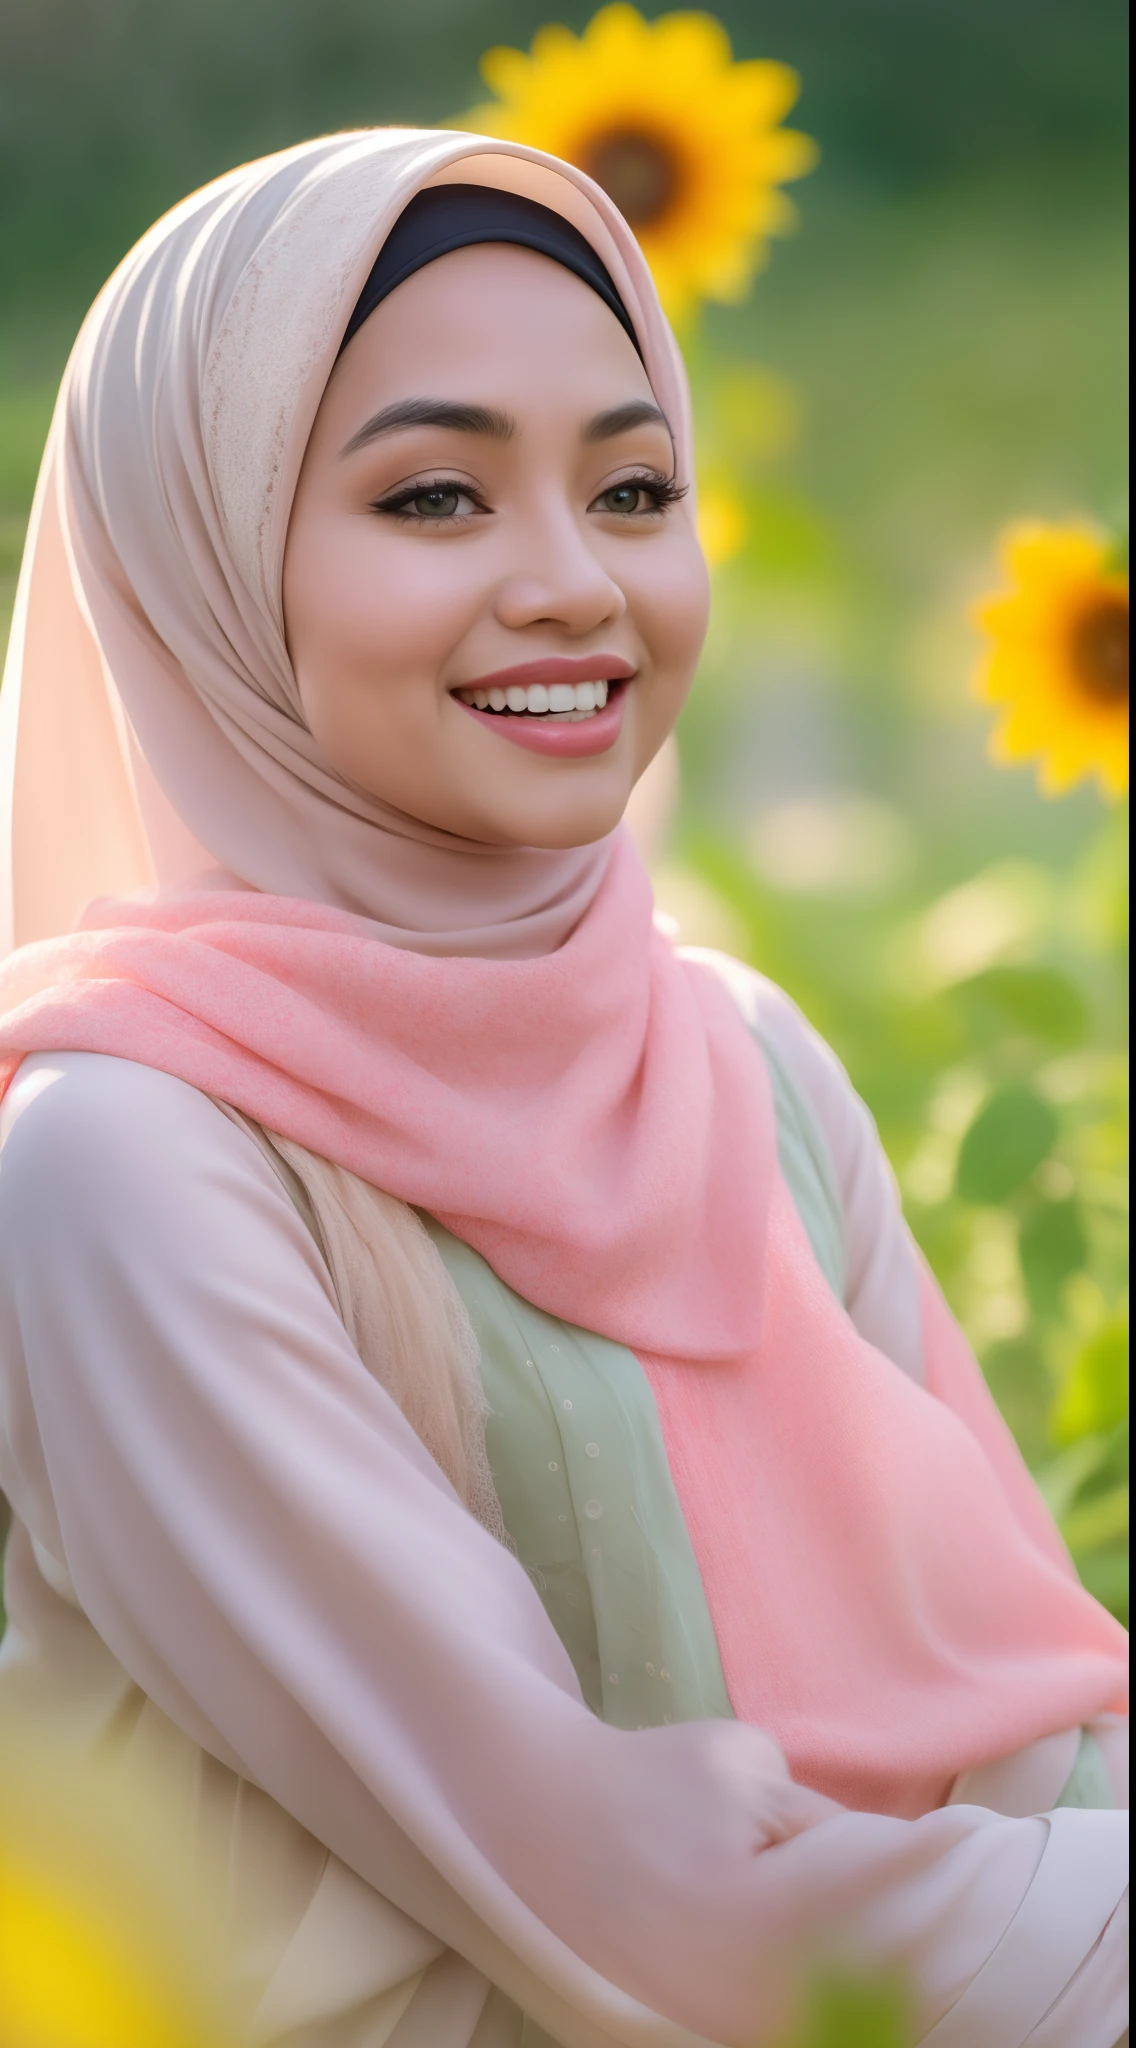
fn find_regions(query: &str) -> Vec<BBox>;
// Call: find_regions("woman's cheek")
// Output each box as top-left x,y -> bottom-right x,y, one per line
633,532 -> 711,680
332,536 -> 469,685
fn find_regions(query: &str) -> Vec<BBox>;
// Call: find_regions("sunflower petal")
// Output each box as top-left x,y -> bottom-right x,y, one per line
973,517 -> 1129,803
648,11 -> 736,71
478,47 -> 534,97
726,58 -> 803,124
457,3 -> 817,318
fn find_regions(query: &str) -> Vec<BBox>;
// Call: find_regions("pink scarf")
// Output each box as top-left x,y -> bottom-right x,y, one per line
1,835 -> 1125,1816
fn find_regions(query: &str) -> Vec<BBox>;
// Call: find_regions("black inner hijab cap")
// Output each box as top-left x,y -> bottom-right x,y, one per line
339,185 -> 643,359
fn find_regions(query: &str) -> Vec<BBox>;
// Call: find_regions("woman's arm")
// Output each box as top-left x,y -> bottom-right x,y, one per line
0,1052 -> 1126,2048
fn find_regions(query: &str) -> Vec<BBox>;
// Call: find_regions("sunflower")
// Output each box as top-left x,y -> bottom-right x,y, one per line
972,522 -> 1129,800
463,5 -> 817,323
0,1731 -> 240,2048
696,476 -> 747,568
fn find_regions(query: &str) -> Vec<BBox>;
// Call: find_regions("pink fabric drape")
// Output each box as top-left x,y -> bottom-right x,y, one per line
0,840 -> 1125,1817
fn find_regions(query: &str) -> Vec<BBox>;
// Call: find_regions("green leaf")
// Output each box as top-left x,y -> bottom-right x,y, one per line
952,965 -> 1090,1049
1061,1484 -> 1129,1556
0,385 -> 57,514
1077,1545 -> 1129,1627
783,1971 -> 914,2048
981,1334 -> 1055,1469
1018,1197 -> 1089,1314
1052,1319 -> 1130,1443
955,1083 -> 1059,1204
1104,521 -> 1129,573
1034,1437 -> 1114,1521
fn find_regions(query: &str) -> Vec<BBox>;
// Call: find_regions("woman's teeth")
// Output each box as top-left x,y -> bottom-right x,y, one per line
456,679 -> 612,719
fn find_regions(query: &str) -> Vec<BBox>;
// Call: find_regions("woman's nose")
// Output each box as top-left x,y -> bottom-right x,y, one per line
492,505 -> 626,637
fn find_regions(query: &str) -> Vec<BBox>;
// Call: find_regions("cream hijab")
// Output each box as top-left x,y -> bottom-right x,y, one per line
0,129 -> 691,960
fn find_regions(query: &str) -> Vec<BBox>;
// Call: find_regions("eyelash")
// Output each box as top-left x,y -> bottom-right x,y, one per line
370,469 -> 688,524
371,477 -> 488,523
609,471 -> 688,514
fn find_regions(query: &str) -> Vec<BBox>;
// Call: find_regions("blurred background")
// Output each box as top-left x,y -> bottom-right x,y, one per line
0,0 -> 1128,1642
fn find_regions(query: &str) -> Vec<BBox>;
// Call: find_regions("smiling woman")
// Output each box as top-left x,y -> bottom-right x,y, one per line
0,129 -> 1128,2048
285,225 -> 705,849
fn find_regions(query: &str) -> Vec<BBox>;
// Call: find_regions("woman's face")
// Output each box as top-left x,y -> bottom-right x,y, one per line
283,240 -> 709,849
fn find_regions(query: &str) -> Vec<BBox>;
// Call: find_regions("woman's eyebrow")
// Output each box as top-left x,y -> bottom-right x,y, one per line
340,399 -> 517,458
583,401 -> 670,443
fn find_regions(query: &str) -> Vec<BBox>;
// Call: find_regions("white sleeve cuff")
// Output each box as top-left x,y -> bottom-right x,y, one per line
920,1809 -> 1129,2048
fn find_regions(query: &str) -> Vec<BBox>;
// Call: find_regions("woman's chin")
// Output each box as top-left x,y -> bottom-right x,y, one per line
478,798 -> 630,851
523,815 -> 624,851
451,758 -> 637,851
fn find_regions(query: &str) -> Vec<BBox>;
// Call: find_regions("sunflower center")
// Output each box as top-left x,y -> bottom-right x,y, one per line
1069,592 -> 1130,705
580,129 -> 679,228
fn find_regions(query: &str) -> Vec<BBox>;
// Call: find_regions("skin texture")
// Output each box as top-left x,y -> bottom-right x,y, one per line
283,242 -> 710,849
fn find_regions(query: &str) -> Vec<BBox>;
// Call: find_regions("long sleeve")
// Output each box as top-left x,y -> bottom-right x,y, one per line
0,1052 -> 1126,2048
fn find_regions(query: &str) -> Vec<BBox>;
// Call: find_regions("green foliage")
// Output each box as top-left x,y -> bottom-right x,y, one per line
780,1970 -> 914,2048
0,0 -> 1126,316
955,1083 -> 1060,1204
1053,1320 -> 1130,1442
951,965 -> 1090,1051
1018,1197 -> 1089,1315
0,378 -> 57,652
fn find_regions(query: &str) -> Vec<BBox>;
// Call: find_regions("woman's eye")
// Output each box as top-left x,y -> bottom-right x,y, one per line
591,474 -> 683,518
406,486 -> 465,518
374,482 -> 481,522
598,483 -> 650,515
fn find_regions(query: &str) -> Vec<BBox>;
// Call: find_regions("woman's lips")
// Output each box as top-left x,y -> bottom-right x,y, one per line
448,655 -> 636,759
453,679 -> 630,758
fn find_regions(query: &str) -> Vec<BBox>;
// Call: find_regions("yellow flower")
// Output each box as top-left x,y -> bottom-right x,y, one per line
0,1728 -> 241,2048
696,478 -> 747,568
463,5 -> 817,322
972,522 -> 1129,800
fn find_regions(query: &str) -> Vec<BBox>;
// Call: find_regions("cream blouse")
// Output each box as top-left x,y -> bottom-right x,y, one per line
0,975 -> 1127,2048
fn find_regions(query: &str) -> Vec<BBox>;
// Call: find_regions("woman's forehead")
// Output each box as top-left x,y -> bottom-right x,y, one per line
323,243 -> 657,423
339,181 -> 643,362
